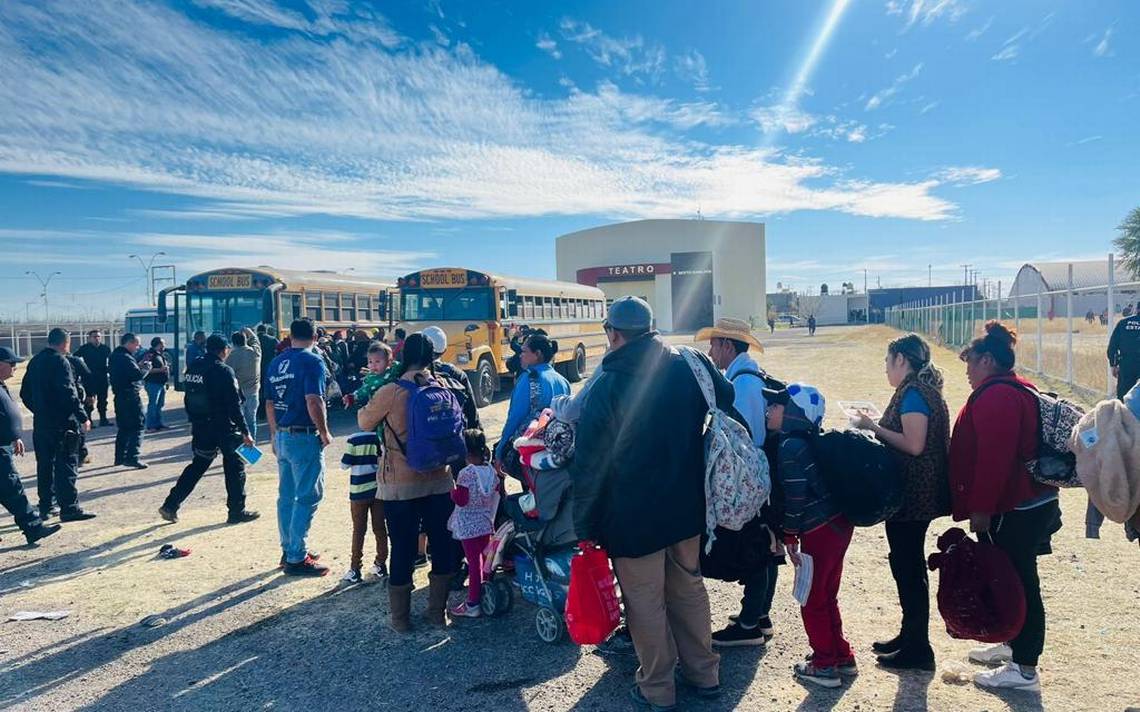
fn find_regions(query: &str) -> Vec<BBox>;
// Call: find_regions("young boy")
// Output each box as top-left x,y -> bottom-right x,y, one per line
763,383 -> 856,689
338,342 -> 402,584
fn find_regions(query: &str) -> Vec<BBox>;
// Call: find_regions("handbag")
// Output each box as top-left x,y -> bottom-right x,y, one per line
564,542 -> 622,645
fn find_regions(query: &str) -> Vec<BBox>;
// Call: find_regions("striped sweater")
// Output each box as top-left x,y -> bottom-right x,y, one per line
341,431 -> 380,501
776,406 -> 840,539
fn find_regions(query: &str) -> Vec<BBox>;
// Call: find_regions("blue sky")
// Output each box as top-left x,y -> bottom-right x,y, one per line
0,0 -> 1136,319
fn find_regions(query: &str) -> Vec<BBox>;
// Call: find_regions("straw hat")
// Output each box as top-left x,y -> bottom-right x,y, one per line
694,318 -> 764,352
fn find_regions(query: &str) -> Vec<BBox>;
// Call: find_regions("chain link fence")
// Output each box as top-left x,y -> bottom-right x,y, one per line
884,261 -> 1134,399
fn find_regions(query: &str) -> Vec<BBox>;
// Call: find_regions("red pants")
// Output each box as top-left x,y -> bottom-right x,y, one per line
799,517 -> 854,668
461,534 -> 490,605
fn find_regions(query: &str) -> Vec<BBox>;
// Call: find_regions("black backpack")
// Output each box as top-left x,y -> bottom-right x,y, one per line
794,428 -> 904,527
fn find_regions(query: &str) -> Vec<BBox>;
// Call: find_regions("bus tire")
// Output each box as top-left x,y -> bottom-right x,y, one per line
564,344 -> 586,383
472,356 -> 497,408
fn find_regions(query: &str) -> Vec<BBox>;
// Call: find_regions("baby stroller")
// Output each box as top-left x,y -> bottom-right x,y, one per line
481,466 -> 577,643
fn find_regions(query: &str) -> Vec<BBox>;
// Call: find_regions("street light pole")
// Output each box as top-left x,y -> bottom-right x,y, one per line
129,252 -> 168,305
961,264 -> 971,287
25,271 -> 61,325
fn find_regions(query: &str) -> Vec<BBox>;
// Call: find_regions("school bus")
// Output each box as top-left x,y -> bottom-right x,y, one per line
396,267 -> 608,407
158,266 -> 396,387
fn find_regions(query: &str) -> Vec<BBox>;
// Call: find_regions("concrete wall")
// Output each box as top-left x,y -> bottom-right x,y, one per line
555,219 -> 766,329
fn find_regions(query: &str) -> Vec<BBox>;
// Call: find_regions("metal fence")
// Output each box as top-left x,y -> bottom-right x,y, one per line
884,258 -> 1133,399
0,323 -> 122,359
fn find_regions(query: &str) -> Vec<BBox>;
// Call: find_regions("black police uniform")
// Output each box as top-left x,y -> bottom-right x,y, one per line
19,348 -> 87,515
1,377 -> 45,536
109,345 -> 147,465
75,341 -> 111,425
67,355 -> 91,464
1107,313 -> 1140,398
162,352 -> 249,516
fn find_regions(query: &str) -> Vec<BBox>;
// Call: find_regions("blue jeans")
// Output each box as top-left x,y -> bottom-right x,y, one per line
275,431 -> 326,564
144,382 -> 166,429
241,389 -> 258,442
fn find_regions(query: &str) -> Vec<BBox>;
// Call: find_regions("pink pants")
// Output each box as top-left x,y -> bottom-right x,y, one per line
461,534 -> 491,605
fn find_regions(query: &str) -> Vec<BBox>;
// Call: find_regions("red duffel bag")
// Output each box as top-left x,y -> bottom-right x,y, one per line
565,542 -> 622,645
927,527 -> 1026,644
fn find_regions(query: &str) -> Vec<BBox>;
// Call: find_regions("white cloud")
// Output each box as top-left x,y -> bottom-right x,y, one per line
751,105 -> 817,134
936,166 -> 1002,185
991,44 -> 1019,62
536,32 -> 561,59
865,63 -> 923,110
887,0 -> 968,32
919,101 -> 940,114
992,14 -> 1054,63
428,24 -> 449,47
558,18 -> 665,83
1069,135 -> 1103,146
190,0 -> 402,47
674,49 -> 711,92
965,17 -> 994,42
0,1 -> 982,226
1093,28 -> 1112,57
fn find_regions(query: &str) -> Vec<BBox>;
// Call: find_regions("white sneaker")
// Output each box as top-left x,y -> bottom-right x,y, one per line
369,562 -> 389,580
974,662 -> 1040,692
340,568 -> 363,585
969,643 -> 1013,665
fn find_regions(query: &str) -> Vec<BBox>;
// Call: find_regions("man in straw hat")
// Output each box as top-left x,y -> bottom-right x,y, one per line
695,318 -> 786,649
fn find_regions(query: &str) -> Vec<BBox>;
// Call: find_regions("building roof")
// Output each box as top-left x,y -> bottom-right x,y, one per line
1014,259 -> 1130,293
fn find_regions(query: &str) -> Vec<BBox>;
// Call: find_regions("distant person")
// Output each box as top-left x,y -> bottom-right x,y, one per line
225,327 -> 262,442
19,328 -> 94,521
951,321 -> 1058,692
256,324 -> 278,418
572,297 -> 728,708
424,326 -> 481,430
392,328 -> 407,361
852,334 -> 950,671
0,346 -> 61,545
141,337 -> 171,432
66,354 -> 93,466
1125,303 -> 1136,319
75,330 -> 112,427
185,330 -> 207,368
160,335 -> 260,525
808,314 -> 817,336
767,316 -> 776,334
110,332 -> 150,469
265,318 -> 332,577
1107,307 -> 1140,398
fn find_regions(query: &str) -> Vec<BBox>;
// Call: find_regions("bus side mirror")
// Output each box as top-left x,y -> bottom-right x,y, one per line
507,289 -> 519,317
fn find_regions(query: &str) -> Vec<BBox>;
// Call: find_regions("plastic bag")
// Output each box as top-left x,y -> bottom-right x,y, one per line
564,542 -> 621,645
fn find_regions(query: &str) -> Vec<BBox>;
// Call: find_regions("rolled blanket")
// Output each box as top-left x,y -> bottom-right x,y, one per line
1071,399 -> 1140,523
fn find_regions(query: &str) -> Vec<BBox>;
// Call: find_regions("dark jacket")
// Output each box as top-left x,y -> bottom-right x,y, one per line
142,348 -> 171,385
571,333 -> 739,559
431,360 -> 481,430
257,332 -> 277,373
777,403 -> 840,538
0,381 -> 23,445
183,352 -> 247,436
74,342 -> 111,382
67,355 -> 91,403
19,348 -> 86,430
109,346 -> 145,407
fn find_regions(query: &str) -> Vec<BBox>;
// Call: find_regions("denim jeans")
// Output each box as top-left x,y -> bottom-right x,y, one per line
240,389 -> 258,442
275,431 -> 326,564
144,382 -> 166,429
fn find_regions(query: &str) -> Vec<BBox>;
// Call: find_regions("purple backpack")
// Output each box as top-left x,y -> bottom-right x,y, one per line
391,378 -> 466,472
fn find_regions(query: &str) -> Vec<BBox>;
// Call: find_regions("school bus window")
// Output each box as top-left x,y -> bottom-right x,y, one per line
325,293 -> 340,321
305,292 -> 322,320
342,293 -> 356,322
358,294 -> 370,321
543,296 -> 552,320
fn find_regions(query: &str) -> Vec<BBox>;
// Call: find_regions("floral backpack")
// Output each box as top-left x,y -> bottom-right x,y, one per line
677,346 -> 771,553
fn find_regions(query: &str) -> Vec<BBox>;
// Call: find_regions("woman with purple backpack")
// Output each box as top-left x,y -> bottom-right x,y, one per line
359,332 -> 459,633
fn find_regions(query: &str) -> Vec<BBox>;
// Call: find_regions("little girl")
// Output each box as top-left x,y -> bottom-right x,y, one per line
448,429 -> 500,618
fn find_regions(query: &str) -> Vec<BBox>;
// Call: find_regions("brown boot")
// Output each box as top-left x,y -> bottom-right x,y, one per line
424,573 -> 452,626
388,583 -> 413,633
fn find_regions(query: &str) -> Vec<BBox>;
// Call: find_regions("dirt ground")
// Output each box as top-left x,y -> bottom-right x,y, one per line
2,325 -> 1138,712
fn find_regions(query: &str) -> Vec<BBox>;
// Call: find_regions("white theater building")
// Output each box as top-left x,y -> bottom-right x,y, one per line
554,219 -> 767,333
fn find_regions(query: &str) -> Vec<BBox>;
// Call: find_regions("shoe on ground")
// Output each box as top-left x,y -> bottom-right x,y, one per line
341,568 -> 363,585
728,614 -> 775,638
794,661 -> 842,689
158,506 -> 178,523
284,555 -> 330,577
123,461 -> 149,470
877,646 -> 935,672
595,625 -> 636,657
25,523 -> 62,545
969,643 -> 1013,666
449,601 -> 482,619
873,633 -> 904,656
805,653 -> 857,678
39,505 -> 60,520
629,684 -> 676,711
713,622 -> 768,648
413,553 -> 428,568
226,510 -> 260,524
279,551 -> 321,568
59,509 -> 97,522
973,662 -> 1040,692
673,669 -> 721,699
369,562 -> 389,580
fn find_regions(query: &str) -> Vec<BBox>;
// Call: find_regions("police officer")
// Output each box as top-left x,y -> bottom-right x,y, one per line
75,330 -> 112,427
1108,310 -> 1140,398
110,332 -> 150,469
19,328 -> 95,521
159,335 -> 260,525
67,353 -> 93,465
422,326 -> 481,430
0,346 -> 61,545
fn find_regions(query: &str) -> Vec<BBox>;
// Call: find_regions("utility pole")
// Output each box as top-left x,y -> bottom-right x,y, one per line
928,264 -> 932,287
129,252 -> 167,305
863,268 -> 868,294
961,264 -> 971,287
25,271 -> 61,325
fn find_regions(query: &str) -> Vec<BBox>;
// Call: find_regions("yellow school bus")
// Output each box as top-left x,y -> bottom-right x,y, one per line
397,267 -> 608,407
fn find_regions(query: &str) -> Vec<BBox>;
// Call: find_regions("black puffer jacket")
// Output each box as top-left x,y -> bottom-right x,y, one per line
571,332 -> 741,559
20,348 -> 86,430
